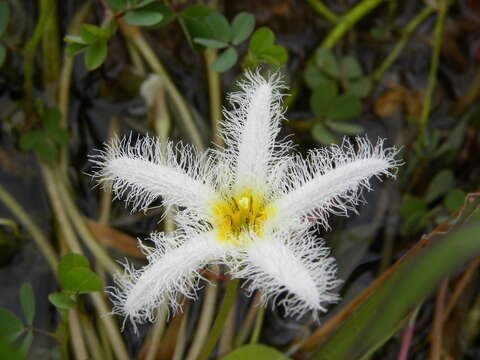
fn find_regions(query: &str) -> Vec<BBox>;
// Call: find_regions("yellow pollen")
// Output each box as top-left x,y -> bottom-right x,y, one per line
211,190 -> 274,245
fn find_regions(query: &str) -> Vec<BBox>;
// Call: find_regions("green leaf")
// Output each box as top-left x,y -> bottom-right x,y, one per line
36,142 -> 58,162
311,123 -> 338,145
314,48 -> 338,78
20,283 -> 35,326
304,65 -> 332,89
327,121 -> 364,135
0,44 -> 5,68
125,7 -> 164,27
249,27 -> 274,55
0,309 -> 24,342
61,267 -> 103,294
48,293 -> 77,310
66,42 -> 88,56
310,82 -> 338,117
212,47 -> 237,73
181,6 -> 214,49
105,0 -> 126,10
80,24 -> 109,44
19,131 -> 43,151
425,169 -> 455,204
193,38 -> 228,49
49,128 -> 69,145
43,108 -> 61,130
348,77 -> 371,98
400,195 -> 427,218
58,253 -> 90,286
64,35 -> 86,44
341,56 -> 363,79
258,45 -> 288,66
444,189 -> 466,213
231,12 -> 255,45
326,93 -> 362,120
222,344 -> 291,360
0,1 -> 10,37
204,12 -> 231,42
85,41 -> 108,71
0,337 -> 24,360
313,220 -> 480,360
19,331 -> 33,357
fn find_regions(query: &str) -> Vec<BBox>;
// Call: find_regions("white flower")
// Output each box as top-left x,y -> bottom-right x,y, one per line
92,70 -> 400,328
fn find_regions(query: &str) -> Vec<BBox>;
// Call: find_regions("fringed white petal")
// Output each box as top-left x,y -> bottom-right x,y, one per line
271,137 -> 401,230
109,231 -> 226,331
91,135 -> 219,217
220,70 -> 291,192
228,231 -> 341,318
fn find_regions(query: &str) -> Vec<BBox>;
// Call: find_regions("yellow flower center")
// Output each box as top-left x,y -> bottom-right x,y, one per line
211,190 -> 273,245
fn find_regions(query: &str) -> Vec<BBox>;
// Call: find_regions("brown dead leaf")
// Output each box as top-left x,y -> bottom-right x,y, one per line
404,90 -> 423,117
373,87 -> 405,118
85,218 -> 144,259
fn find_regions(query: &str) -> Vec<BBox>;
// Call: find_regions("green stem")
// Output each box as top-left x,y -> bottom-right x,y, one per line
198,278 -> 240,360
204,48 -> 223,146
40,0 -> 60,105
321,0 -> 385,49
51,168 -> 119,274
249,305 -> 265,344
59,3 -> 91,174
185,273 -> 219,360
306,0 -> 339,23
372,6 -> 434,81
120,23 -> 205,151
145,305 -> 168,360
68,308 -> 89,360
0,184 -> 58,270
23,0 -> 52,119
80,313 -> 108,360
419,1 -> 449,143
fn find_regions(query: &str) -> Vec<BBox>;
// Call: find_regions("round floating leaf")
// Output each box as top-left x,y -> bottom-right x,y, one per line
311,122 -> 338,145
314,48 -> 338,78
222,344 -> 291,360
48,293 -> 77,310
0,309 -> 24,342
231,12 -> 255,45
193,38 -> 228,49
0,44 -> 6,68
425,169 -> 455,204
85,41 -> 108,71
20,283 -> 35,326
0,2 -> 10,37
204,12 -> 231,42
249,27 -> 274,55
212,46 -> 238,73
61,267 -> 103,294
341,56 -> 363,79
327,121 -> 364,135
310,82 -> 338,117
125,7 -> 164,27
19,131 -> 43,151
444,189 -> 466,213
326,93 -> 362,120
